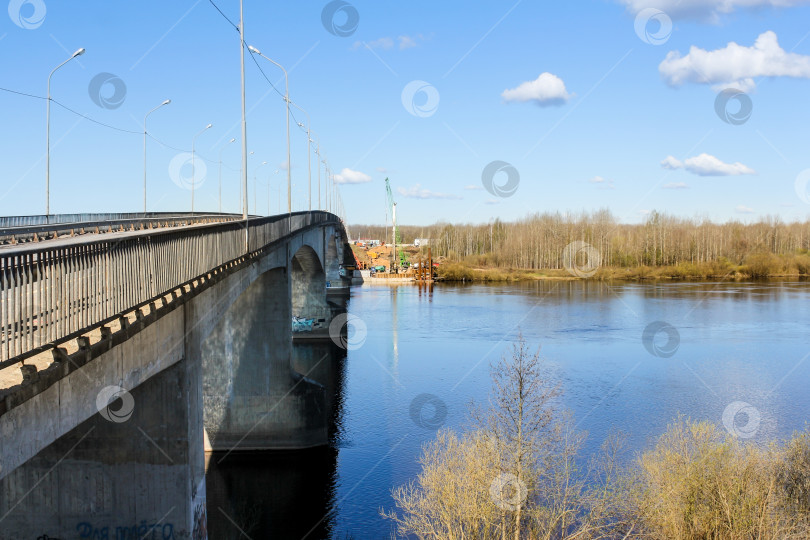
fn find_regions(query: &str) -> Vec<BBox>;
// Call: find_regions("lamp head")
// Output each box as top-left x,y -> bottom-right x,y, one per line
229,138 -> 236,143
205,123 -> 212,129
248,45 -> 260,55
162,99 -> 171,106
73,48 -> 86,57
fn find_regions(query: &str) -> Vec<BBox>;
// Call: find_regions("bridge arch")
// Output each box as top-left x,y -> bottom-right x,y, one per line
291,244 -> 331,324
198,238 -> 336,452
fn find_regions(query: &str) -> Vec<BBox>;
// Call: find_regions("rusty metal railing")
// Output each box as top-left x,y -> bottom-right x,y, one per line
0,211 -> 337,365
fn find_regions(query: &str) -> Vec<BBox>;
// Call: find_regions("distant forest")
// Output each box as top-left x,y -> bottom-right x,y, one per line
349,210 -> 810,272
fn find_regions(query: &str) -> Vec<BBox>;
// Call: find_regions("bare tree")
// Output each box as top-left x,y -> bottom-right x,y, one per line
352,211 -> 810,277
473,335 -> 560,539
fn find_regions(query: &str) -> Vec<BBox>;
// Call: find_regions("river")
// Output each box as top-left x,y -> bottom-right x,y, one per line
206,280 -> 810,539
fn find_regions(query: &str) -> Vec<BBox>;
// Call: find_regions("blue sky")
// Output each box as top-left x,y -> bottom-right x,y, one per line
2,0 -> 810,225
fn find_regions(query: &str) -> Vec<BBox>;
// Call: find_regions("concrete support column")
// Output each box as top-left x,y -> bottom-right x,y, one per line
323,227 -> 342,286
291,254 -> 331,325
202,265 -> 327,451
0,359 -> 206,539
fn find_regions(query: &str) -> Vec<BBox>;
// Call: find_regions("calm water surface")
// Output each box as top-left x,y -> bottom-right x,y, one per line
208,280 -> 810,539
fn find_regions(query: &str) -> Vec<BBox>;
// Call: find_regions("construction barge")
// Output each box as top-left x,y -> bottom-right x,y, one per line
350,242 -> 437,284
348,177 -> 439,284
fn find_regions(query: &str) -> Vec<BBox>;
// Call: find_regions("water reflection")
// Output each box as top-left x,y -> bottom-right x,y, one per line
205,446 -> 338,539
206,341 -> 348,539
208,280 -> 810,538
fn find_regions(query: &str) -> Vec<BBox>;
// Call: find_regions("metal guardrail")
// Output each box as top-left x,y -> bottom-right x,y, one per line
0,212 -> 240,228
0,211 -> 338,364
0,213 -> 249,245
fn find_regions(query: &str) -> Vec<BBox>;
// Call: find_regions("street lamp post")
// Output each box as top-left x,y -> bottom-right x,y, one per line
325,163 -> 331,213
143,99 -> 171,214
290,100 -> 311,212
243,151 -> 255,215
191,123 -> 212,213
333,170 -> 338,215
321,157 -> 326,212
247,45 -> 291,214
311,132 -> 321,211
239,0 -> 249,251
219,137 -> 236,213
46,47 -> 85,219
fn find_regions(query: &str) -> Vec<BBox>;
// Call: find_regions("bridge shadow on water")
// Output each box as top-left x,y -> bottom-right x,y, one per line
205,341 -> 348,540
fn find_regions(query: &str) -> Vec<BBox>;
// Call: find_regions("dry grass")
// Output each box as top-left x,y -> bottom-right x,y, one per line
436,252 -> 810,282
436,262 -> 515,282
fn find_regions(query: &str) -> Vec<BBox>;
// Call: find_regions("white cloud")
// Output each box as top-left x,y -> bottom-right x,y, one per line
376,167 -> 388,174
501,73 -> 572,107
589,176 -> 615,189
484,199 -> 501,205
660,156 -> 682,170
353,35 -> 425,51
659,31 -> 810,91
639,209 -> 651,216
619,0 -> 810,22
464,184 -> 483,190
663,182 -> 689,189
398,35 -> 417,50
398,184 -> 462,200
332,168 -> 372,184
736,205 -> 755,214
352,37 -> 394,51
660,154 -> 756,176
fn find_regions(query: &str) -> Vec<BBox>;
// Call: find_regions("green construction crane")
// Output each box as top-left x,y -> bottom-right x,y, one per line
385,178 -> 406,272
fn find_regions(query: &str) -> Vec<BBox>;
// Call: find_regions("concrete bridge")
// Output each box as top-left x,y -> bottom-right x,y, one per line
0,211 -> 354,539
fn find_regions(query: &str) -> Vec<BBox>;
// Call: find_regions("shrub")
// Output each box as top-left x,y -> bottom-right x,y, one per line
792,255 -> 810,275
435,262 -> 475,281
634,419 -> 810,539
777,430 -> 810,513
743,252 -> 783,277
382,429 -> 505,539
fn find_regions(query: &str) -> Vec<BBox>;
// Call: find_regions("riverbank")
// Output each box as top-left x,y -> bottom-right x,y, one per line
435,256 -> 810,282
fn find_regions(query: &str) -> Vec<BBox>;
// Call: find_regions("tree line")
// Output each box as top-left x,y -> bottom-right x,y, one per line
350,210 -> 810,272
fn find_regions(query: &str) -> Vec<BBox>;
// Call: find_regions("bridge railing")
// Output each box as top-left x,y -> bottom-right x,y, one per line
0,211 -> 337,365
0,212 -> 241,228
0,213 -> 250,245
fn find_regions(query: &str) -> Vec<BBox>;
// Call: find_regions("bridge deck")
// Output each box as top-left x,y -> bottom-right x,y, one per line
0,211 -> 341,397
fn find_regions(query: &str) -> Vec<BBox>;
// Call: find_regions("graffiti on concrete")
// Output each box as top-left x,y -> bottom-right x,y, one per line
192,503 -> 207,540
76,521 -> 175,539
